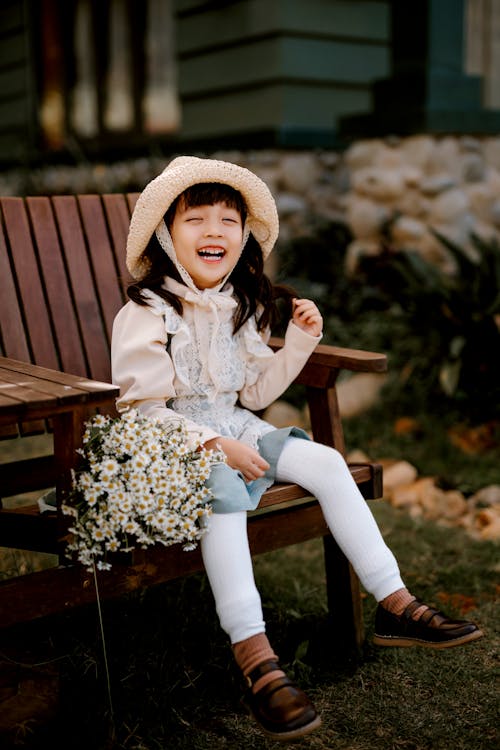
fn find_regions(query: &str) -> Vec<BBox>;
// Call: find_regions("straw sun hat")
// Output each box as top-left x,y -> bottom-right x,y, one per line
126,156 -> 280,280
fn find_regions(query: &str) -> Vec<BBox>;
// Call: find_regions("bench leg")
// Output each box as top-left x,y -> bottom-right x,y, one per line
323,535 -> 364,652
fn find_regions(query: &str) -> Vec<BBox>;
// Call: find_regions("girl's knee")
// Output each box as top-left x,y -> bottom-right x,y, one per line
300,439 -> 348,472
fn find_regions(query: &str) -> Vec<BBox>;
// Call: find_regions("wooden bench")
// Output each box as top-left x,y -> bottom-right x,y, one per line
0,194 -> 387,648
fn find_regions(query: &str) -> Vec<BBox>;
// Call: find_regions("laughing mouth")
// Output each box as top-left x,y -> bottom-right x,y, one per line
197,247 -> 225,260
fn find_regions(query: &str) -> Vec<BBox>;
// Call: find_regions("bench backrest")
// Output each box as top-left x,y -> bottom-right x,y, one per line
0,194 -> 139,382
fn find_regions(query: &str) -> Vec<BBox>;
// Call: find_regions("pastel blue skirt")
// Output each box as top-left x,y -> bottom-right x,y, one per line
206,426 -> 310,514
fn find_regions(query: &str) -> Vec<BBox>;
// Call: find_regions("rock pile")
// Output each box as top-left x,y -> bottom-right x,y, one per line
375,456 -> 500,541
264,398 -> 500,543
4,136 -> 500,279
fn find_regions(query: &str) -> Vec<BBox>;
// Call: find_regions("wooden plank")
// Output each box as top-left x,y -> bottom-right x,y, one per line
0,462 -> 379,553
77,195 -> 125,342
0,198 -> 59,369
0,423 -> 19,439
177,0 -> 389,53
0,207 -> 31,361
0,506 -> 59,553
103,194 -> 134,295
52,197 -> 111,382
180,37 -> 388,95
0,365 -> 95,403
307,385 -> 346,454
270,338 -> 387,375
0,454 -> 56,496
0,357 -> 117,395
0,501 -> 329,629
26,197 -> 88,376
324,535 -> 364,650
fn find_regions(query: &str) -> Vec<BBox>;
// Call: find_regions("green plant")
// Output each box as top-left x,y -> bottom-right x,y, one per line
359,232 -> 500,419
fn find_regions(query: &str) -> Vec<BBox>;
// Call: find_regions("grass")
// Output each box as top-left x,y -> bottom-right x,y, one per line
342,388 -> 500,496
2,503 -> 498,750
1,381 -> 498,749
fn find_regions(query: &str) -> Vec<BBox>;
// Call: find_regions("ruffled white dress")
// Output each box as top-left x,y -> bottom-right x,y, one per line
111,276 -> 320,511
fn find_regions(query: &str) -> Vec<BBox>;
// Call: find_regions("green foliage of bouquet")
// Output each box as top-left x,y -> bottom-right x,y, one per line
62,410 -> 225,571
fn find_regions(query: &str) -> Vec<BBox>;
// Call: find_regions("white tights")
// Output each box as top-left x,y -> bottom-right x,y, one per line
200,437 -> 405,644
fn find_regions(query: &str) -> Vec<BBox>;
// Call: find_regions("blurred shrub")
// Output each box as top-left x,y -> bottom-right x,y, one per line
276,222 -> 500,422
360,233 -> 500,420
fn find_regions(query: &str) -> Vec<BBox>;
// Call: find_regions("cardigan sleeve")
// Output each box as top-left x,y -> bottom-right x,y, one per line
238,319 -> 321,411
111,301 -> 220,448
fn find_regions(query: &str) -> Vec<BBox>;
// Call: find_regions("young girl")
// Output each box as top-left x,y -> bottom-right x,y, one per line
111,156 -> 483,741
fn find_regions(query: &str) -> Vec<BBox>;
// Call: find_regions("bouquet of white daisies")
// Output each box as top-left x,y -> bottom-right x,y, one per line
62,409 -> 224,571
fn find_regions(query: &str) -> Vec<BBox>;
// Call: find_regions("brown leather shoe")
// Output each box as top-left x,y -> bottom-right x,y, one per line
241,660 -> 321,741
373,599 -> 484,648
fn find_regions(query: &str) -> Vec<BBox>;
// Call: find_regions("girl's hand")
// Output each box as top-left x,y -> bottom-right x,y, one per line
203,436 -> 270,482
292,298 -> 323,337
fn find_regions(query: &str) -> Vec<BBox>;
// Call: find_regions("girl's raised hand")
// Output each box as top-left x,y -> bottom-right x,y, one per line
203,436 -> 270,482
292,298 -> 323,337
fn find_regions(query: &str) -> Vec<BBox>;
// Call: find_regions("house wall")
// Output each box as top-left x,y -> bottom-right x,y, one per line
0,0 -> 35,164
175,0 -> 391,146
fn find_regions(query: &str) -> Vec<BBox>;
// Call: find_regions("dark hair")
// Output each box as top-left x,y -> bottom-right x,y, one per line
127,182 -> 294,333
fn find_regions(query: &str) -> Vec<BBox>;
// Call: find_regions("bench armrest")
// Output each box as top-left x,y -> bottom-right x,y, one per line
268,337 -> 387,454
268,337 -> 387,389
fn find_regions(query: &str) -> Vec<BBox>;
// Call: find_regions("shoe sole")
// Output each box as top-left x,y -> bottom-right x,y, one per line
373,628 -> 484,649
242,700 -> 322,741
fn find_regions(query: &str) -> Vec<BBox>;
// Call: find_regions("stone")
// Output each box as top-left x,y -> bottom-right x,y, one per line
344,139 -> 385,169
428,188 -> 469,224
420,174 -> 457,196
275,192 -> 308,216
318,151 -> 340,169
400,135 -> 435,168
344,238 -> 382,275
381,460 -> 419,494
461,152 -> 487,183
373,145 -> 404,170
483,137 -> 500,170
465,183 -> 494,222
474,506 -> 500,540
401,165 -> 423,188
395,188 -> 431,218
280,153 -> 320,193
418,479 -> 447,520
489,199 -> 500,227
459,136 -> 482,152
391,216 -> 427,245
336,372 -> 388,418
346,196 -> 390,238
440,490 -> 468,520
346,448 -> 371,464
469,484 -> 500,508
351,167 -> 405,201
427,137 -> 461,178
390,481 -> 423,508
262,400 -> 305,430
251,166 -> 280,194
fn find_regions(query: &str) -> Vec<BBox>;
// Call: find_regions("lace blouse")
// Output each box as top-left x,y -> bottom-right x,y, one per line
111,277 -> 321,450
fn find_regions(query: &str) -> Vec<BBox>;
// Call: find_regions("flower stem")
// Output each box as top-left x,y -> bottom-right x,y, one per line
92,559 -> 116,740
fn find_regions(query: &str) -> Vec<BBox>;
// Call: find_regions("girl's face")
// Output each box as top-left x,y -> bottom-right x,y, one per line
170,201 -> 244,289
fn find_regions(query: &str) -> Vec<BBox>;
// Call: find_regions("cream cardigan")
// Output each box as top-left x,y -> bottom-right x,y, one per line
111,279 -> 321,450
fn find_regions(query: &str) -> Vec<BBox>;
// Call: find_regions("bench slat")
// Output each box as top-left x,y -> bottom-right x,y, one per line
77,195 -> 126,342
103,193 -> 135,295
52,197 -> 111,381
26,197 -> 88,376
0,198 -> 59,369
0,203 -> 31,362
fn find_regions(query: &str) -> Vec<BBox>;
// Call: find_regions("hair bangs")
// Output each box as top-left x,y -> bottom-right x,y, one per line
165,182 -> 247,226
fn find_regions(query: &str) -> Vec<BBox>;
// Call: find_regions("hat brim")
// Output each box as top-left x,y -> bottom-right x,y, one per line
126,156 -> 279,280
